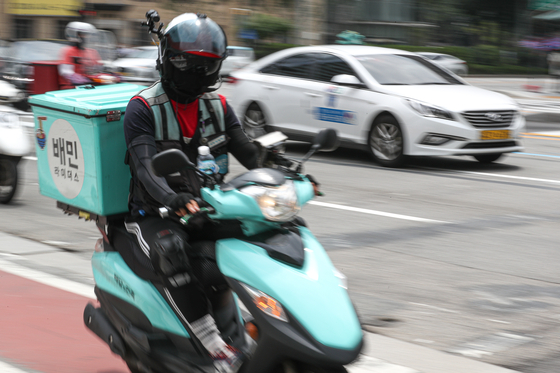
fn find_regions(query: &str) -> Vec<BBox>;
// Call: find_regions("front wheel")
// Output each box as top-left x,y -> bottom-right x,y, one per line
368,115 -> 406,167
274,361 -> 347,373
243,102 -> 269,140
297,363 -> 347,373
473,153 -> 503,164
0,157 -> 18,204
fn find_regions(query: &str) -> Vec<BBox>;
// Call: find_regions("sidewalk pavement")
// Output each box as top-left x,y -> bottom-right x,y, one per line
0,231 -> 520,373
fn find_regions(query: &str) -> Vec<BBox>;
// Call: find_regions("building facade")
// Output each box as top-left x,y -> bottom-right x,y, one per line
0,0 -> 328,48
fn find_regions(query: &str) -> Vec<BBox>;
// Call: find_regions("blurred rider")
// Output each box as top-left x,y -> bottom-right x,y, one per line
120,13 -> 259,373
59,22 -> 102,85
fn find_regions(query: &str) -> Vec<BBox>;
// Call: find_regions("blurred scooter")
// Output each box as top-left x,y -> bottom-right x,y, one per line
0,112 -> 31,203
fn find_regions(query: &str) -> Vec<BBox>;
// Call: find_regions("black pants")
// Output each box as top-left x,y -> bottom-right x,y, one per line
112,215 -> 210,322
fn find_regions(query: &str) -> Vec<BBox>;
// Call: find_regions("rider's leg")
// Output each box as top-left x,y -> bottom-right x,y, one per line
122,216 -> 244,372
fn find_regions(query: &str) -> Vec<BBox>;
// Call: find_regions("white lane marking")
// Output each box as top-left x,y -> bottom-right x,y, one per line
346,355 -> 420,373
0,257 -> 95,299
455,170 -> 560,185
532,130 -> 560,136
488,319 -> 511,324
0,361 -> 28,373
309,201 -> 448,224
42,240 -> 71,246
409,302 -> 460,314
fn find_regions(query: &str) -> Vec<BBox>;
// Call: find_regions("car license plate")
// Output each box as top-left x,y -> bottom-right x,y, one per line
480,130 -> 510,140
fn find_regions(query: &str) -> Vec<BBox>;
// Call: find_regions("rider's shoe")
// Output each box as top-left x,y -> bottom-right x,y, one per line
211,344 -> 245,373
191,314 -> 246,373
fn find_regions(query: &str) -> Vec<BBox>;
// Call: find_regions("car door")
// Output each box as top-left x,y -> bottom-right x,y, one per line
259,53 -> 316,137
306,53 -> 372,144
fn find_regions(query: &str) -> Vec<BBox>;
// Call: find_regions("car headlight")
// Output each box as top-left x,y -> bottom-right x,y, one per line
240,180 -> 300,222
406,98 -> 455,121
0,112 -> 20,128
240,283 -> 288,322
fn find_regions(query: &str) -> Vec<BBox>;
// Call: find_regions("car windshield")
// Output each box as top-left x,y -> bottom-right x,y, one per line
357,54 -> 463,85
129,48 -> 158,59
7,41 -> 69,62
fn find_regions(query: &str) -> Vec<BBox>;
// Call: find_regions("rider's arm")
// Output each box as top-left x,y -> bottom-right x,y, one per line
125,98 -> 199,215
58,46 -> 76,79
224,101 -> 260,170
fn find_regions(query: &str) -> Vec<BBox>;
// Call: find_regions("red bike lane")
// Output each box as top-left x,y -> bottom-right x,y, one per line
0,270 -> 129,373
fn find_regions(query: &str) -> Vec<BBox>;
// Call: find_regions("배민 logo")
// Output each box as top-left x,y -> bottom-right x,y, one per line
485,113 -> 502,121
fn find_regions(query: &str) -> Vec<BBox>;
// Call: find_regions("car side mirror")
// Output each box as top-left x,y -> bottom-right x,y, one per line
151,148 -> 195,177
312,128 -> 339,152
331,74 -> 366,88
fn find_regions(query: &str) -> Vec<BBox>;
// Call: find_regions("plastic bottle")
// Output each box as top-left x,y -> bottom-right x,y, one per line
197,146 -> 219,175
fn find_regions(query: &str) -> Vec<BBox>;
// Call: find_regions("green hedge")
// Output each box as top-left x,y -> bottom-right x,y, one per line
254,43 -> 299,59
372,44 -> 548,75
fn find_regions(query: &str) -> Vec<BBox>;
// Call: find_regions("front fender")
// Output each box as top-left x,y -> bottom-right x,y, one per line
0,127 -> 31,156
215,227 -> 362,350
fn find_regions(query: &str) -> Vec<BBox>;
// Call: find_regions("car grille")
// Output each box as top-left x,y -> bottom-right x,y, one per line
462,141 -> 518,149
461,110 -> 515,128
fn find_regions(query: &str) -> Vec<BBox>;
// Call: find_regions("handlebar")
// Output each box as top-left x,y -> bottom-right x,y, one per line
159,198 -> 216,226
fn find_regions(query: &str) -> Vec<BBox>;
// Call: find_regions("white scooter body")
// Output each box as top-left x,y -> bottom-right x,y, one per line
0,122 -> 31,156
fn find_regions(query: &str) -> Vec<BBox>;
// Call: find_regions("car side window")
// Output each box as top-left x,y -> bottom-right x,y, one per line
260,54 -> 314,79
312,53 -> 357,83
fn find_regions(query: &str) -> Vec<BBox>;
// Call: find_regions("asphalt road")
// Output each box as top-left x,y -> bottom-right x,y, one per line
1,115 -> 559,372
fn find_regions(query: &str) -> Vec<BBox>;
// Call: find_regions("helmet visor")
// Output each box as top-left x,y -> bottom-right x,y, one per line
164,14 -> 227,58
168,52 -> 221,75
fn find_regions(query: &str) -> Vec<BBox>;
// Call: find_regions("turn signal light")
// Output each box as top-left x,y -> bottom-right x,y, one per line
240,283 -> 288,322
245,321 -> 259,341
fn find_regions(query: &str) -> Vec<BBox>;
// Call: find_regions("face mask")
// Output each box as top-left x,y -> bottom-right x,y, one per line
167,62 -> 220,98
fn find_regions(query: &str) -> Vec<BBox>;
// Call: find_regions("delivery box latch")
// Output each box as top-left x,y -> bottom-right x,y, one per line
106,110 -> 121,122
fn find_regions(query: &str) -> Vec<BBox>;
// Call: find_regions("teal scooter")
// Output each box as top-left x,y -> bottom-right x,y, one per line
84,129 -> 363,373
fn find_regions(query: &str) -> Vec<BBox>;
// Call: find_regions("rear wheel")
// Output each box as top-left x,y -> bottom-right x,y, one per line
243,102 -> 269,139
0,157 -> 18,204
368,115 -> 406,167
473,153 -> 503,164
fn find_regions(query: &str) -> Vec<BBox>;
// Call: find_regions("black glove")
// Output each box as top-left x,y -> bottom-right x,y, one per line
164,193 -> 196,211
306,174 -> 320,186
306,174 -> 323,196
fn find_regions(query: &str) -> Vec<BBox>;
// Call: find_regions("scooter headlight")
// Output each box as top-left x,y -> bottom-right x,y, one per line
240,283 -> 288,322
241,180 -> 300,222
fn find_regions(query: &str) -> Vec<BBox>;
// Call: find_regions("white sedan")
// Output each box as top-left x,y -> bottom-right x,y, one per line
228,45 -> 525,167
106,46 -> 159,83
417,52 -> 469,76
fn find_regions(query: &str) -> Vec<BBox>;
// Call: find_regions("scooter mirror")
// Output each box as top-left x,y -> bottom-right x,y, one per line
151,149 -> 196,177
313,128 -> 339,152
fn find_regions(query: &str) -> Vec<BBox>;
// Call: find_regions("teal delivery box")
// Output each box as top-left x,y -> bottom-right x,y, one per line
29,83 -> 146,217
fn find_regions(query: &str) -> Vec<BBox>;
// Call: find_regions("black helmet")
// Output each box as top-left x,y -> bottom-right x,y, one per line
159,13 -> 228,101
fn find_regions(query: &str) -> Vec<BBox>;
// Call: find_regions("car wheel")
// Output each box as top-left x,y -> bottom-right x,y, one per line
243,102 -> 269,140
368,115 -> 406,167
473,153 -> 503,164
0,157 -> 18,204
13,99 -> 30,112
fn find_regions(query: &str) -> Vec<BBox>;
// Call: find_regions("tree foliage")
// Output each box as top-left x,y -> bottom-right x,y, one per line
244,13 -> 293,41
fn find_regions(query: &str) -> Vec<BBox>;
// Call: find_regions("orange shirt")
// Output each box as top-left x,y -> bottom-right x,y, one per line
60,46 -> 102,76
